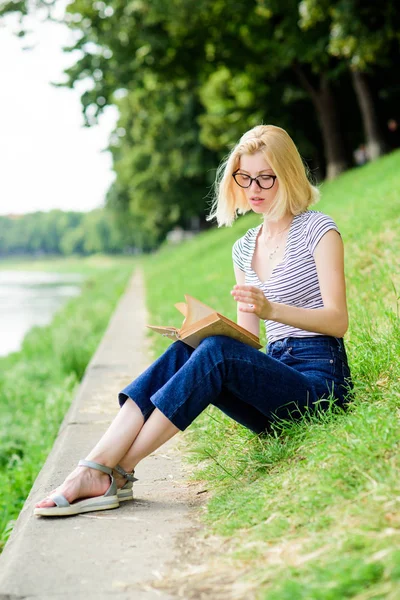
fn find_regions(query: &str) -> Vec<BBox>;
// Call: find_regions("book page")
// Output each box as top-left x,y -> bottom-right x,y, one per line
146,325 -> 180,341
174,302 -> 188,317
181,295 -> 216,329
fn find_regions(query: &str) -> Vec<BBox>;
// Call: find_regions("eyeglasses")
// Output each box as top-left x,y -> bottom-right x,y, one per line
232,171 -> 277,190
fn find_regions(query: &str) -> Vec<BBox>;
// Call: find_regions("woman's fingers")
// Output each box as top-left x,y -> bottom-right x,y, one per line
231,285 -> 258,296
231,284 -> 271,319
238,304 -> 255,313
232,295 -> 258,308
232,284 -> 257,292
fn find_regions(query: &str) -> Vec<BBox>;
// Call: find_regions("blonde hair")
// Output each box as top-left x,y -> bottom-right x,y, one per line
207,124 -> 320,226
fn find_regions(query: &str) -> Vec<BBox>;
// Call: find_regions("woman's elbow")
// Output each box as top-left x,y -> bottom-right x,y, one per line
332,312 -> 349,338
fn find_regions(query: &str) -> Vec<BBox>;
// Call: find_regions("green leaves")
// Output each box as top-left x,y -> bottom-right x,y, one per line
299,0 -> 400,70
0,209 -> 127,256
2,0 -> 399,242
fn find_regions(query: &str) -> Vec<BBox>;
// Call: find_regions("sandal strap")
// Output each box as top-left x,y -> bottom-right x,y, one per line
114,464 -> 138,482
78,459 -> 113,476
51,494 -> 70,508
78,460 -> 117,497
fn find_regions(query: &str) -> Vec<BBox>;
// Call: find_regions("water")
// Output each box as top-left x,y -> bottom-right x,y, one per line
0,271 -> 83,357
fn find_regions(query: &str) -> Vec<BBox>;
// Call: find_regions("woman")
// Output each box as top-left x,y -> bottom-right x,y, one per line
34,124 -> 352,516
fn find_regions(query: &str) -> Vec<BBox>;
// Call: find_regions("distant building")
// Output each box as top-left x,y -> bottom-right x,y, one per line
166,226 -> 195,245
4,214 -> 24,220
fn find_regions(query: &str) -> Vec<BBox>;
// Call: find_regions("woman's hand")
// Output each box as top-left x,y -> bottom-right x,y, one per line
231,285 -> 273,320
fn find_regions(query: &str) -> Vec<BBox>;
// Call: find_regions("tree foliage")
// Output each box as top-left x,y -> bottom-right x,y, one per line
2,0 -> 400,248
299,0 -> 400,70
0,209 -> 130,257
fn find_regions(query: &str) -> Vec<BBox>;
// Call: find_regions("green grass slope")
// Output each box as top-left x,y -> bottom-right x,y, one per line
0,258 -> 133,551
142,150 -> 400,599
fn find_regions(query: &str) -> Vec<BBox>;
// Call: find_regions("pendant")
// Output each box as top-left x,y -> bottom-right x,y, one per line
268,245 -> 279,259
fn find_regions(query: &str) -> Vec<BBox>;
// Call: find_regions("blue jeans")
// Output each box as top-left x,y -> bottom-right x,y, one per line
118,335 -> 353,434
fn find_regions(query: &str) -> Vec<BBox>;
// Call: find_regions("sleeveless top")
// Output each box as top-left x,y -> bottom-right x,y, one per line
232,210 -> 340,343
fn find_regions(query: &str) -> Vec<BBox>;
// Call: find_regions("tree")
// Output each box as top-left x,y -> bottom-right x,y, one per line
107,74 -> 217,245
4,0 -> 399,231
0,209 -> 127,257
299,0 -> 400,159
51,0 -> 353,176
156,0 -> 352,177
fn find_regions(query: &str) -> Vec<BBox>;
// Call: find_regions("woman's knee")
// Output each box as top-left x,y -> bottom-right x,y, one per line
192,336 -> 233,373
197,335 -> 231,352
163,339 -> 193,361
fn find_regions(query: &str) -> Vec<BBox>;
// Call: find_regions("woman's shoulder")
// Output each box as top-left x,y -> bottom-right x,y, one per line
233,224 -> 261,248
295,210 -> 339,235
297,210 -> 336,225
232,224 -> 261,271
296,211 -> 340,254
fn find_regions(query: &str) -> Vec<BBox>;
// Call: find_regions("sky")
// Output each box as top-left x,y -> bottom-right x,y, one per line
0,7 -> 118,216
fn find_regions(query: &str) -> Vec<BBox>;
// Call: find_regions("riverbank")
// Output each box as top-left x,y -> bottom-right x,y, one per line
0,269 -> 201,600
0,254 -> 134,274
0,257 -> 134,550
0,269 -> 84,357
1,150 -> 399,596
141,150 -> 400,597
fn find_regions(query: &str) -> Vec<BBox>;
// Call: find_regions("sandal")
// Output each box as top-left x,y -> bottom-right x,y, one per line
34,460 -> 119,517
114,464 -> 138,502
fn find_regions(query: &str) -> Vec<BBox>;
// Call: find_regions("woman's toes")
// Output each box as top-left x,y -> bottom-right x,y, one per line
35,496 -> 57,508
35,486 -> 59,507
34,469 -> 110,509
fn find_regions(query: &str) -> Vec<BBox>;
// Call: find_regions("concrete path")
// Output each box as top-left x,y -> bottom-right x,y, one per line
0,269 -> 200,600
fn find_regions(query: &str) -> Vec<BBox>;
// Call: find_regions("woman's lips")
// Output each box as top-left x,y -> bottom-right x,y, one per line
249,197 -> 265,205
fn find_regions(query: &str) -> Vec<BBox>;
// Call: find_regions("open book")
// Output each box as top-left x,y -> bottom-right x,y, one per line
147,295 -> 262,350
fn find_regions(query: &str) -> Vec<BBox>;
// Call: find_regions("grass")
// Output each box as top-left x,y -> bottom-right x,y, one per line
0,256 -> 134,551
141,150 -> 400,599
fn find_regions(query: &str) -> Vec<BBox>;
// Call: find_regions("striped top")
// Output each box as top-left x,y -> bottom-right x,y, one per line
232,210 -> 340,343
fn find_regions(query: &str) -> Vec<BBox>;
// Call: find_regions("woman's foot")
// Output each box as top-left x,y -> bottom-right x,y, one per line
113,470 -> 129,490
35,464 -> 111,509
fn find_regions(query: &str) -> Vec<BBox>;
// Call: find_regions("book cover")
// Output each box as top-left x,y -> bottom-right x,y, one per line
147,295 -> 262,349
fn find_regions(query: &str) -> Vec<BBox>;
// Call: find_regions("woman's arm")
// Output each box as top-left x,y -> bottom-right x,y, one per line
231,230 -> 349,338
233,264 -> 261,337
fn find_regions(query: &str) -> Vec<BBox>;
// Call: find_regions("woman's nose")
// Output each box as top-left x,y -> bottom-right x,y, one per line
250,178 -> 261,190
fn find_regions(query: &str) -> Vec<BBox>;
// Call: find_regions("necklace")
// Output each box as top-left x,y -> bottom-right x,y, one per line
266,244 -> 280,260
262,220 -> 292,260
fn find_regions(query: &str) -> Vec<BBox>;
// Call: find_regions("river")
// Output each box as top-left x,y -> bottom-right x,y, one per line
0,270 -> 83,357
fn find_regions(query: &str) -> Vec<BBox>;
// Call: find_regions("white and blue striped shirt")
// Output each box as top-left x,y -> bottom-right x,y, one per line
232,210 -> 340,343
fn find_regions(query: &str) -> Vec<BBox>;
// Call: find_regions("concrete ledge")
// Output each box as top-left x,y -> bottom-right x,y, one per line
0,269 -> 194,600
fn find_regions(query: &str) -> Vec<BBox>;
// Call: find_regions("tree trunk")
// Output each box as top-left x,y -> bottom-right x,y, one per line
351,69 -> 387,160
293,65 -> 350,179
316,77 -> 350,179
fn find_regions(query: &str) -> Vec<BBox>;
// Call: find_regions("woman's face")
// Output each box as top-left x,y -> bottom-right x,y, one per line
236,151 -> 279,215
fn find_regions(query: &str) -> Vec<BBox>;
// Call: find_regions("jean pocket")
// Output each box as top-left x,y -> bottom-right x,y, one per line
286,345 -> 334,364
330,348 -> 351,378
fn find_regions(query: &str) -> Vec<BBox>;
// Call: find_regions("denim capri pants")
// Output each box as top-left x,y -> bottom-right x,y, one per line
118,335 -> 353,434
